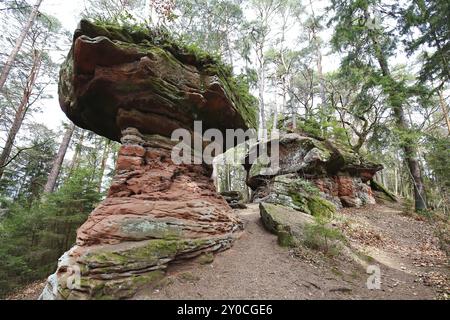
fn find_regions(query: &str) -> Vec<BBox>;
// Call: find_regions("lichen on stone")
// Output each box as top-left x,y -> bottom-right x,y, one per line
120,219 -> 183,240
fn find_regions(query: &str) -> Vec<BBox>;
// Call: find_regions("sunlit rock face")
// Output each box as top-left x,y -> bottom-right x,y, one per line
245,133 -> 383,211
41,20 -> 256,300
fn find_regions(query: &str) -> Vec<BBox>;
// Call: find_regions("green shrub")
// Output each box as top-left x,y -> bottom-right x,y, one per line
303,215 -> 344,256
0,167 -> 102,298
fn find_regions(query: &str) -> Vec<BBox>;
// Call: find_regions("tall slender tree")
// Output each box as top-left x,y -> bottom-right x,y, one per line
0,0 -> 43,92
248,0 -> 282,140
0,49 -> 42,180
329,0 -> 428,211
43,123 -> 75,194
96,138 -> 112,193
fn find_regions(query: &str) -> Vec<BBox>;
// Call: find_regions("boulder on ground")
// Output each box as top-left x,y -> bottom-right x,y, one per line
259,202 -> 345,253
245,133 -> 382,209
253,174 -> 336,216
259,203 -> 314,247
370,180 -> 398,203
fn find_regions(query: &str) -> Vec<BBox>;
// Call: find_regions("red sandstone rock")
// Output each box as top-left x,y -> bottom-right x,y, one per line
340,196 -> 362,208
40,134 -> 243,300
336,176 -> 355,197
119,145 -> 146,157
77,138 -> 240,247
246,133 -> 382,210
115,155 -> 144,171
42,19 -> 256,300
59,20 -> 256,142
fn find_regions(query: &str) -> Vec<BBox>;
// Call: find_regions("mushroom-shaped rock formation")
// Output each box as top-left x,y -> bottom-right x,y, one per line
244,133 -> 383,210
40,20 -> 256,300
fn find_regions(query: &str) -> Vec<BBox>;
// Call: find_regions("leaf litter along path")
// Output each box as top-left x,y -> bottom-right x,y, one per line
134,203 -> 449,300
8,203 -> 449,300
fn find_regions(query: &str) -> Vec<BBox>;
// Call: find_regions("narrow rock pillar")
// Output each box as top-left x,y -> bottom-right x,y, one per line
40,127 -> 242,299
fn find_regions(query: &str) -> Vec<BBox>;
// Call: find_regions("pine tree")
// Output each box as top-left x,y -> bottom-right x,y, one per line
329,0 -> 428,211
400,0 -> 449,89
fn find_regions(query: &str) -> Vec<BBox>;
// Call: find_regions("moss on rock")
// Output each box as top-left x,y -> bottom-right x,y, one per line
370,179 -> 397,202
259,202 -> 314,248
246,133 -> 383,188
78,270 -> 166,300
54,237 -> 218,299
307,196 -> 336,218
82,238 -> 208,270
276,227 -> 296,247
197,252 -> 215,265
258,174 -> 336,217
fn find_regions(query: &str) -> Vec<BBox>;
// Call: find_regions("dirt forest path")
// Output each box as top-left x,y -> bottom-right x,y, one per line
134,203 -> 449,300
7,203 -> 449,300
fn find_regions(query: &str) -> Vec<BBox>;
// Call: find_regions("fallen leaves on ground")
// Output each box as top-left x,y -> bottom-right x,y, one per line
6,280 -> 46,300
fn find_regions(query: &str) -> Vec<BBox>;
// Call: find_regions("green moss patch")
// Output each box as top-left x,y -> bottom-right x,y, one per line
259,203 -> 314,248
307,196 -> 336,218
197,253 -> 215,265
370,180 -> 397,202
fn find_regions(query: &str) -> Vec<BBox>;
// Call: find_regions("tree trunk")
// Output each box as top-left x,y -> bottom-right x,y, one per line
309,0 -> 327,116
0,0 -> 43,93
278,11 -> 288,125
316,50 -> 326,108
282,82 -> 287,117
225,24 -> 234,68
405,148 -> 427,210
212,162 -> 219,192
394,166 -> 398,195
366,9 -> 427,211
0,50 -> 42,179
69,129 -> 85,174
292,100 -> 297,129
43,122 -> 75,193
272,89 -> 278,133
97,139 -> 112,192
258,50 -> 267,140
227,164 -> 232,191
438,90 -> 450,135
387,86 -> 427,210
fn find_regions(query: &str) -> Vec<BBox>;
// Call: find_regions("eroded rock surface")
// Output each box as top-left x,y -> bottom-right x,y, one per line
59,20 -> 257,142
41,20 -> 256,300
259,202 -> 315,247
245,133 -> 383,210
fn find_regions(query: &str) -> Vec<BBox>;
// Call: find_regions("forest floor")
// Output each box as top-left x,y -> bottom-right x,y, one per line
7,202 -> 449,300
134,202 -> 449,300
